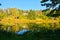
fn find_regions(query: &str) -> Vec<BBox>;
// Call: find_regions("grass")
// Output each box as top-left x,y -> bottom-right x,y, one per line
0,29 -> 60,40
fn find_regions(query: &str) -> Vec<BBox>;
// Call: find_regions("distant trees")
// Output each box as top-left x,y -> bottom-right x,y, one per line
27,10 -> 36,20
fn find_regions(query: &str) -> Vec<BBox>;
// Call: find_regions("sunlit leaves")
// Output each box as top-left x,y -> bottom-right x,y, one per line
0,8 -> 60,32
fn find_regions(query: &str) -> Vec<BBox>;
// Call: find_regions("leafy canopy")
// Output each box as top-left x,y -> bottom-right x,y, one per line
41,0 -> 60,17
41,0 -> 60,10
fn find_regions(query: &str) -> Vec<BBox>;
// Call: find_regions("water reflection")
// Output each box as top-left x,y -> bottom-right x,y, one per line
17,29 -> 29,35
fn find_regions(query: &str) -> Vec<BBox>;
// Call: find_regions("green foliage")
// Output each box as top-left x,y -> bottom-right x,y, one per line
41,0 -> 60,17
27,10 -> 36,20
41,0 -> 60,9
0,29 -> 60,40
28,23 -> 40,31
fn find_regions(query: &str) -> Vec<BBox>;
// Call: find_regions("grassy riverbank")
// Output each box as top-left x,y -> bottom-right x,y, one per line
0,29 -> 60,40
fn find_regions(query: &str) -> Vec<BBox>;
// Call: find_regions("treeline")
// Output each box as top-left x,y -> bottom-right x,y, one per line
0,8 -> 60,32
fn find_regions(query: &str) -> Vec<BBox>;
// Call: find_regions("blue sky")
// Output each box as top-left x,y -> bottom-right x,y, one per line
0,0 -> 46,10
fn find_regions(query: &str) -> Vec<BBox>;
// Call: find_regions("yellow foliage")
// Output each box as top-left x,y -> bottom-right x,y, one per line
0,8 -> 60,32
11,25 -> 19,32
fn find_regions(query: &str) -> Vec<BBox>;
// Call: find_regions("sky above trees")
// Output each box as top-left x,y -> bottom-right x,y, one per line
0,0 -> 46,10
